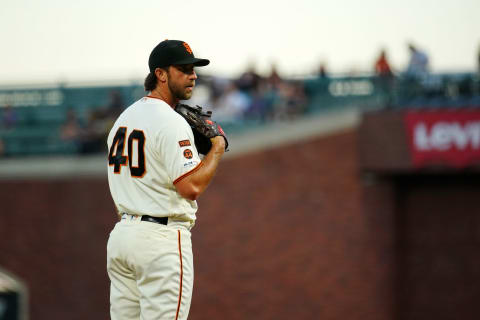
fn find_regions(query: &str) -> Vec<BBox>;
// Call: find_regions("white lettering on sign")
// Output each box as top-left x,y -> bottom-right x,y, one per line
414,121 -> 480,151
328,80 -> 374,97
0,90 -> 64,107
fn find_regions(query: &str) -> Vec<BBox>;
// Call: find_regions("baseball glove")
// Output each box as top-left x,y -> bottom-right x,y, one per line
175,104 -> 229,155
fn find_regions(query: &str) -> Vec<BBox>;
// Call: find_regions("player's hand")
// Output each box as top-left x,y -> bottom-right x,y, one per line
210,135 -> 226,152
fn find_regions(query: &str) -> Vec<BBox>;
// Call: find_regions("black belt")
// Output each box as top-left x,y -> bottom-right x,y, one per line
141,215 -> 168,225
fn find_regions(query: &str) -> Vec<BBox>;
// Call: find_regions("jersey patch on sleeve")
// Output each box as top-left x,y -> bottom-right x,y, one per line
183,160 -> 199,169
179,139 -> 191,147
183,149 -> 193,159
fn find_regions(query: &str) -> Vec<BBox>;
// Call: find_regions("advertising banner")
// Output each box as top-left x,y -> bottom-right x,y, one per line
405,110 -> 480,168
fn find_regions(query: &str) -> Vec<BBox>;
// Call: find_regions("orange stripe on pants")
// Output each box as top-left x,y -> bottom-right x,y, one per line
175,230 -> 183,320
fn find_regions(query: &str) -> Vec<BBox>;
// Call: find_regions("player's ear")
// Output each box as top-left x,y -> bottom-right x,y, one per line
155,68 -> 168,83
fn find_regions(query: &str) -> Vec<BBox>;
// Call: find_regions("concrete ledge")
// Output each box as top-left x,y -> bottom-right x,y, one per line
225,108 -> 360,158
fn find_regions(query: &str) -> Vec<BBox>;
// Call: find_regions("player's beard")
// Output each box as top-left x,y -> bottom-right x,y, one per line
167,76 -> 193,100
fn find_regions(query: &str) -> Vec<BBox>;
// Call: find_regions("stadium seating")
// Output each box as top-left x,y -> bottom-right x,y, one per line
0,73 -> 479,157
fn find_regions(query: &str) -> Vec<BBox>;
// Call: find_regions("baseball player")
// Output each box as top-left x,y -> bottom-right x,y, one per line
106,40 -> 226,320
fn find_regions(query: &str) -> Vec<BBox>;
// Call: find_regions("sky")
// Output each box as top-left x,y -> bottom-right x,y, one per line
0,0 -> 479,85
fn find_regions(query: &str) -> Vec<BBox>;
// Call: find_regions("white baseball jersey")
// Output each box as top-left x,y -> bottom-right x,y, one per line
107,96 -> 202,224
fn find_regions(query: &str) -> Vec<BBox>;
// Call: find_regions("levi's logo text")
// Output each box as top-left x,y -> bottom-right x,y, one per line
183,42 -> 193,54
405,111 -> 480,168
179,140 -> 191,147
183,149 -> 193,159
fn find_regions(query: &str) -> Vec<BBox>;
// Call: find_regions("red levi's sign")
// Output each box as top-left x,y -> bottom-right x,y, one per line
405,111 -> 480,168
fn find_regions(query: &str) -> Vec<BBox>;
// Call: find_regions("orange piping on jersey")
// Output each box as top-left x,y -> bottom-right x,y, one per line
175,230 -> 183,320
146,95 -> 164,101
173,161 -> 203,185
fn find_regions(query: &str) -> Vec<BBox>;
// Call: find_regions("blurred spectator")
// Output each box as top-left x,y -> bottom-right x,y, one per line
246,79 -> 279,122
374,49 -> 395,106
475,43 -> 480,96
318,62 -> 328,79
303,62 -> 329,108
247,85 -> 270,122
78,109 -> 109,154
209,76 -> 230,103
477,43 -> 480,75
213,82 -> 250,122
401,43 -> 430,103
267,63 -> 283,89
405,43 -> 429,79
247,63 -> 284,122
274,81 -> 307,121
236,62 -> 262,93
374,49 -> 393,77
106,94 -> 123,136
105,90 -> 125,120
77,90 -> 126,154
60,108 -> 83,145
1,104 -> 18,130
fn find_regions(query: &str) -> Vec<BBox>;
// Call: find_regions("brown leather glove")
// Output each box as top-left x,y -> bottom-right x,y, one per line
175,104 -> 229,155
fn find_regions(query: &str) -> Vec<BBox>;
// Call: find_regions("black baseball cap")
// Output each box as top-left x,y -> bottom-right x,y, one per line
148,40 -> 210,72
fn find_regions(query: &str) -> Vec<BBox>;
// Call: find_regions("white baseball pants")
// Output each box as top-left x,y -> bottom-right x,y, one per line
107,217 -> 193,320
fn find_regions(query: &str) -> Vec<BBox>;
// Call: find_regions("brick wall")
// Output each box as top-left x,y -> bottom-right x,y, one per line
0,179 -> 115,319
394,174 -> 480,320
192,129 -> 392,320
0,129 -> 395,320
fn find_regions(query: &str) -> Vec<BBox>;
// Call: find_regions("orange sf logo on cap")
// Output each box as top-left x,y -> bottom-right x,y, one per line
183,42 -> 193,54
